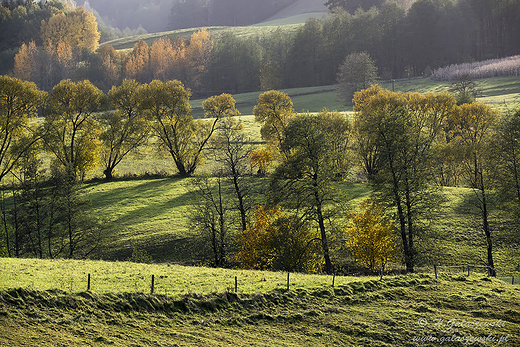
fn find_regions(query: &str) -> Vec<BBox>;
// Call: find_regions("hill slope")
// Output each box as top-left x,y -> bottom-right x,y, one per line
262,0 -> 328,22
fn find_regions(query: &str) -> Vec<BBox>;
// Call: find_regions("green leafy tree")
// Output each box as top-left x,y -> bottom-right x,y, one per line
448,73 -> 481,105
143,82 -> 232,176
449,102 -> 499,276
271,110 -> 351,274
337,52 -> 378,105
0,76 -> 46,182
100,79 -> 151,180
43,79 -> 104,180
253,90 -> 294,153
353,85 -> 455,272
493,109 -> 520,220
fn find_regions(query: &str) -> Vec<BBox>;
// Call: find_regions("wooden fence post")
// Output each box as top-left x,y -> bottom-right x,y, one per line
467,265 -> 470,276
332,273 -> 335,287
87,274 -> 91,291
151,275 -> 155,295
434,265 -> 437,279
512,276 -> 515,285
235,276 -> 238,293
286,272 -> 290,291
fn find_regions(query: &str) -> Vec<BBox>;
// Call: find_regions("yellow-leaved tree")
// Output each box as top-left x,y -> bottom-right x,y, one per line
249,145 -> 273,176
236,205 -> 322,273
344,198 -> 400,274
43,79 -> 104,180
40,7 -> 100,52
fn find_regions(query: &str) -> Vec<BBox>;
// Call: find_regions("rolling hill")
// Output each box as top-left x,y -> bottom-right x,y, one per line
261,0 -> 329,22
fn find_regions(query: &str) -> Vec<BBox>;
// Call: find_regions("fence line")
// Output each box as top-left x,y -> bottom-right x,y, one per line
432,264 -> 519,285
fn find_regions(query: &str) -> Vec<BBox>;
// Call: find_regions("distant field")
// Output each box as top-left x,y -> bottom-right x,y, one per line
191,76 -> 520,118
103,24 -> 303,52
102,0 -> 327,51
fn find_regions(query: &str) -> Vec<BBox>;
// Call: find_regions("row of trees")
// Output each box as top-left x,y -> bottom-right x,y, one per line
4,0 -> 520,95
192,85 -> 519,276
2,72 -> 519,275
0,74 -> 243,258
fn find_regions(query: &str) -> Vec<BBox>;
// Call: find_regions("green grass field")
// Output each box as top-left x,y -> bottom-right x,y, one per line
0,258 -> 519,346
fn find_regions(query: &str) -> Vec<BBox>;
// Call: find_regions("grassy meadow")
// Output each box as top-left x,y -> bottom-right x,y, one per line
0,259 -> 519,346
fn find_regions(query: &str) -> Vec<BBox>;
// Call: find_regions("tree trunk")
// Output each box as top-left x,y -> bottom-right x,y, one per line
315,197 -> 333,275
479,172 -> 495,276
103,167 -> 114,180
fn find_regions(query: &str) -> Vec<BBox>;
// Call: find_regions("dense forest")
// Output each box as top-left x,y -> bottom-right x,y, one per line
1,0 -> 519,95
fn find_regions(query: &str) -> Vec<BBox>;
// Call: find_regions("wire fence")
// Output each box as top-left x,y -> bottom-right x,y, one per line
434,264 -> 519,285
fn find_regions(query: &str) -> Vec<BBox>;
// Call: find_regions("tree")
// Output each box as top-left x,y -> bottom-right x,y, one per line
286,18 -> 324,87
211,115 -> 256,233
100,79 -> 151,180
325,0 -> 385,13
249,146 -> 273,176
189,174 -> 233,267
353,85 -> 455,272
40,7 -> 100,52
493,108 -> 520,220
124,40 -> 151,84
449,102 -> 499,276
13,154 -> 46,259
236,205 -> 322,273
259,28 -> 292,90
253,90 -> 294,152
43,79 -> 104,180
49,167 -> 102,258
150,38 -> 177,82
448,73 -> 481,105
13,41 -> 41,84
143,82 -> 231,176
336,52 -> 378,105
0,76 -> 46,182
207,32 -> 262,94
142,79 -> 193,176
98,44 -> 123,88
344,198 -> 399,274
271,110 -> 351,275
185,29 -> 213,93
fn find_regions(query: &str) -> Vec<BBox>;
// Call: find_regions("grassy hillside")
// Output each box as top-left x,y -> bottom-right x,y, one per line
1,76 -> 519,347
103,23 -> 303,52
101,0 -> 327,51
81,179 -> 519,275
190,76 -> 520,118
259,0 -> 328,24
0,258 -> 518,346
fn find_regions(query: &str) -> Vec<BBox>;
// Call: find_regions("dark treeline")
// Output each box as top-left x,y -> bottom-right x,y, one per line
2,0 -> 520,95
